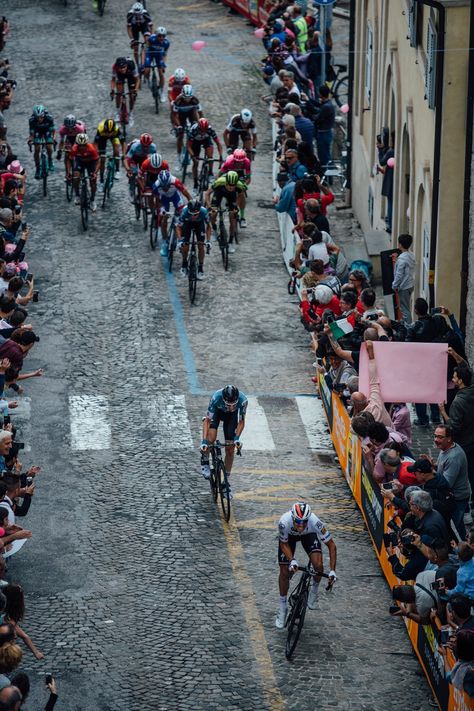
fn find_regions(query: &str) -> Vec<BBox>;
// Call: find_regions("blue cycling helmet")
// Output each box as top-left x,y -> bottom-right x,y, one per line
222,385 -> 239,406
33,104 -> 45,117
158,170 -> 171,189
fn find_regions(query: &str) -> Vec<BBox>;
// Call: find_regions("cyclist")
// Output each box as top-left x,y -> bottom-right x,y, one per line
124,132 -> 157,197
67,133 -> 100,212
276,502 -> 337,629
204,171 -> 245,253
126,2 -> 153,69
152,169 -> 192,255
94,118 -> 125,186
167,67 -> 191,108
223,109 -> 257,159
142,27 -> 169,101
200,385 -> 248,499
110,57 -> 140,127
218,148 -> 251,228
138,152 -> 168,211
176,198 -> 211,280
171,85 -> 202,166
27,104 -> 56,179
187,118 -> 223,193
57,114 -> 87,174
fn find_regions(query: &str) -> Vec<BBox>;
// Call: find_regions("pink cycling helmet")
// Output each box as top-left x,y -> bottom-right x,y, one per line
233,149 -> 246,161
7,161 -> 22,174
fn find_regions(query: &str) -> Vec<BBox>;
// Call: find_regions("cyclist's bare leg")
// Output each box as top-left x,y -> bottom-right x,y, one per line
129,89 -> 137,113
176,127 -> 184,157
46,143 -> 53,162
72,170 -> 80,196
205,145 -> 214,175
191,154 -> 198,187
113,143 -> 120,172
115,84 -> 125,111
89,170 -> 97,200
161,212 -> 169,241
224,444 -> 235,474
158,67 -> 165,91
278,564 -> 291,597
309,551 -> 323,582
33,145 -> 40,169
229,209 -> 237,241
197,242 -> 205,268
99,154 -> 106,182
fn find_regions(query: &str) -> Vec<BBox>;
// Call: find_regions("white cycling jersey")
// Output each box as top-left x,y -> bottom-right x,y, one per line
278,512 -> 332,543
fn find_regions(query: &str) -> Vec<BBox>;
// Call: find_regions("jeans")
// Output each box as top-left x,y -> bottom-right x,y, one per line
316,129 -> 333,168
452,498 -> 469,540
415,403 -> 440,425
385,195 -> 393,230
398,288 -> 413,323
460,442 -> 474,509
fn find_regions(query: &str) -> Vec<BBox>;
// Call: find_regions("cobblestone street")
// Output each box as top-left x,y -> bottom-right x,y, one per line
4,0 -> 433,709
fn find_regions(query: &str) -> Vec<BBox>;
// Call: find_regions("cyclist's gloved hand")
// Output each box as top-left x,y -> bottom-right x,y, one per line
200,439 -> 209,453
110,91 -> 115,100
328,570 -> 337,583
234,436 -> 241,448
206,242 -> 211,254
226,147 -> 233,155
288,559 -> 299,572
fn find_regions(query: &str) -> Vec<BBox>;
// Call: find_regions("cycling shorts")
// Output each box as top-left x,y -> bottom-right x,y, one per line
144,172 -> 159,189
190,138 -> 212,154
227,129 -> 251,148
144,53 -> 166,69
95,135 -> 122,153
32,133 -> 54,145
160,193 -> 183,213
73,158 -> 98,174
116,77 -> 137,91
130,24 -> 150,41
208,409 -> 239,441
211,189 -> 238,210
180,222 -> 206,244
278,533 -> 322,565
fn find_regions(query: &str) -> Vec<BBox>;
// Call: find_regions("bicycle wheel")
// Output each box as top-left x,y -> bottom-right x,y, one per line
101,165 -> 113,209
151,71 -> 159,114
141,197 -> 148,230
41,153 -> 48,197
233,213 -> 239,245
198,163 -> 209,201
150,211 -> 158,250
80,180 -> 89,231
133,184 -> 141,221
98,0 -> 106,16
217,461 -> 231,522
188,250 -> 197,304
181,148 -> 189,184
219,217 -> 229,271
168,220 -> 177,272
65,176 -> 73,203
285,590 -> 308,660
334,75 -> 349,108
209,457 -> 219,503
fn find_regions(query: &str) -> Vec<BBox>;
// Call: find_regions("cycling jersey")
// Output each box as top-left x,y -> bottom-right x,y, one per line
168,75 -> 191,102
219,155 -> 251,179
207,389 -> 248,419
227,114 -> 257,135
152,175 -> 185,199
112,59 -> 139,82
278,512 -> 332,543
177,205 -> 209,227
126,9 -> 152,28
126,140 -> 157,165
188,123 -> 218,143
146,34 -> 169,56
139,156 -> 169,178
59,121 -> 86,145
69,143 -> 99,162
173,96 -> 201,115
29,113 -> 55,136
211,175 -> 247,192
96,120 -> 122,140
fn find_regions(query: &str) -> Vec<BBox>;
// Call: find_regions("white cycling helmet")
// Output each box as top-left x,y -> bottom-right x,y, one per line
291,502 -> 311,523
75,133 -> 89,145
132,2 -> 144,11
150,153 -> 163,169
182,85 -> 193,97
156,26 -> 167,35
241,108 -> 252,123
174,68 -> 186,82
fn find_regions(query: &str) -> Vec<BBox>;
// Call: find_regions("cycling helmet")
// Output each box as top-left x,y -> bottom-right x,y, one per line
182,85 -> 193,98
156,26 -> 167,36
64,114 -> 76,128
150,153 -> 163,169
33,104 -> 45,118
233,148 -> 246,161
140,132 -> 153,146
158,170 -> 171,188
187,199 -> 201,214
75,133 -> 89,145
240,108 -> 252,123
132,2 -> 144,11
116,57 -> 128,69
222,385 -> 239,406
174,68 -> 186,82
104,118 -> 116,133
291,502 -> 311,523
198,118 -> 209,132
225,171 -> 239,186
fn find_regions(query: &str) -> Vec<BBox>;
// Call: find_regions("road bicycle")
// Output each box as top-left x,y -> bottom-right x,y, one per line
100,154 -> 115,209
327,63 -> 349,108
215,205 -> 238,271
180,127 -> 191,183
96,0 -> 106,17
208,440 -> 241,522
195,156 -> 219,202
30,139 -> 53,197
113,91 -> 131,142
148,57 -> 163,114
166,211 -> 178,271
285,567 -> 333,660
79,167 -> 91,231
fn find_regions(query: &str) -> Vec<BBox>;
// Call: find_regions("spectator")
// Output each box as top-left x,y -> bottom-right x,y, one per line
392,570 -> 438,624
359,287 -> 385,319
283,148 -> 306,180
442,629 -> 474,699
314,85 -> 335,168
273,172 -> 296,222
407,459 -> 455,527
284,103 -> 314,145
9,673 -> 28,706
295,175 -> 335,218
377,133 -> 395,233
365,423 -> 409,482
378,448 -> 416,487
280,70 -> 301,98
324,350 -> 356,392
346,269 -> 370,296
447,594 -> 474,631
386,529 -> 431,581
408,490 -> 450,544
0,642 -> 22,678
4,585 -> 43,660
0,331 -> 39,373
0,685 -> 22,711
291,4 -> 308,51
305,198 -> 330,234
391,234 -> 415,323
407,297 -> 442,426
433,424 -> 471,538
350,340 -> 393,428
388,403 -> 412,444
445,543 -> 474,599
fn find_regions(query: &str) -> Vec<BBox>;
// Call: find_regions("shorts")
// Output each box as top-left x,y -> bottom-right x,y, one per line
32,134 -> 54,145
116,77 -> 137,92
144,172 -> 159,189
227,129 -> 251,148
180,222 -> 206,244
73,159 -> 98,174
176,112 -> 196,129
278,533 -> 322,565
95,135 -> 122,154
144,53 -> 166,69
130,24 -> 150,41
208,409 -> 239,441
160,193 -> 183,213
211,190 -> 238,210
190,138 -> 212,154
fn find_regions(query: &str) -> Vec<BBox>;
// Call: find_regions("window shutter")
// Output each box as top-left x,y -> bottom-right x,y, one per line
425,20 -> 437,109
365,23 -> 373,106
408,0 -> 417,47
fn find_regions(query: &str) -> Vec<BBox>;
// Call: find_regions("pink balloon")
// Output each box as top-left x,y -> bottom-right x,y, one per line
387,157 -> 395,168
192,40 -> 207,52
254,27 -> 265,39
340,103 -> 350,114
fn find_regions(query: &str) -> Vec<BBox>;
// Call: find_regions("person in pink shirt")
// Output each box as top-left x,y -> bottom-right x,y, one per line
218,149 -> 250,227
389,403 -> 412,445
57,114 -> 87,173
0,162 -> 25,203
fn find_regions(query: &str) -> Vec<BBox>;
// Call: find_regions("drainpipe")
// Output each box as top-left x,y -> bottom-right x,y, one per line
460,2 -> 474,331
417,0 -> 445,308
345,0 -> 355,198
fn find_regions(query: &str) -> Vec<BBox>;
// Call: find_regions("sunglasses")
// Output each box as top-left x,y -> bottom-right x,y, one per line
293,518 -> 307,525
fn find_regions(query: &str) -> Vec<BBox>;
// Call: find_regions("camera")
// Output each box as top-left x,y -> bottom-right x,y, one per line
389,604 -> 400,615
383,532 -> 398,547
14,205 -> 21,215
431,307 -> 442,315
326,314 -> 335,324
387,520 -> 401,534
9,442 -> 24,458
439,626 -> 452,645
400,533 -> 415,546
430,578 -> 445,592
382,482 -> 394,491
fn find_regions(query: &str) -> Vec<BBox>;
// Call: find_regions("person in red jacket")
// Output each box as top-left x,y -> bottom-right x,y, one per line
67,134 -> 100,211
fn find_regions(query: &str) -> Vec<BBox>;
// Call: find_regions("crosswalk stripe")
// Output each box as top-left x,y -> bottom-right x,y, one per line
146,395 -> 193,449
241,397 -> 275,451
69,395 -> 111,451
295,396 -> 333,453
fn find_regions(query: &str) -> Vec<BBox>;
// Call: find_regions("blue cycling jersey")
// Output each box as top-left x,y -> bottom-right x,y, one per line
126,140 -> 157,161
207,389 -> 248,419
178,206 -> 209,226
146,36 -> 170,55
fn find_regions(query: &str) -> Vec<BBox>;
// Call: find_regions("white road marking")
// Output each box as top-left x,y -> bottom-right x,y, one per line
295,396 -> 333,454
241,397 -> 275,451
147,395 -> 193,449
69,395 -> 111,450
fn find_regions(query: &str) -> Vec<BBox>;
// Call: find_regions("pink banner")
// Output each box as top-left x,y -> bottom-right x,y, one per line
358,342 -> 448,404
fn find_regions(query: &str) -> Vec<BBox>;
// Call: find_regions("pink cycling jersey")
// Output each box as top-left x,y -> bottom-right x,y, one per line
220,155 -> 251,176
59,121 -> 87,142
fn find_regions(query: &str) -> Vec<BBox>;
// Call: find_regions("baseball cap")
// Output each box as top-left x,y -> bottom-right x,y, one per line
407,459 -> 433,474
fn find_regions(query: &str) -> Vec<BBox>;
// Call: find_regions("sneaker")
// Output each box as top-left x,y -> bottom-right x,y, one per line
211,229 -> 218,242
48,161 -> 55,172
275,607 -> 287,629
307,586 -> 319,609
413,419 -> 429,428
228,245 -> 236,254
98,181 -> 105,193
114,112 -> 120,123
160,94 -> 166,103
115,171 -> 120,179
34,168 -> 40,180
160,242 -> 168,257
180,267 -> 187,277
464,511 -> 473,525
74,196 -> 80,205
90,200 -> 97,212
201,464 -> 210,480
239,217 -> 247,228
197,270 -> 205,281
129,112 -> 134,127
221,481 -> 233,500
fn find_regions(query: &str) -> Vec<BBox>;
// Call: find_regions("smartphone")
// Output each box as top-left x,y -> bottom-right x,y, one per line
45,674 -> 52,685
32,291 -> 39,303
389,604 -> 399,615
431,307 -> 442,315
26,273 -> 33,282
382,482 -> 394,491
21,222 -> 27,230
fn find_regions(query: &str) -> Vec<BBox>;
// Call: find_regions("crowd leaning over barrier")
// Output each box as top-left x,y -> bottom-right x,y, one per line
0,21 -> 59,711
255,0 -> 474,700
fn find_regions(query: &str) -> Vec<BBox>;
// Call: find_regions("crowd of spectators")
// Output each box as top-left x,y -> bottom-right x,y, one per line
257,0 -> 474,700
0,24 -> 58,711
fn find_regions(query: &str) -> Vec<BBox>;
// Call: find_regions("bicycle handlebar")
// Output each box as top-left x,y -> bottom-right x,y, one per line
297,566 -> 335,591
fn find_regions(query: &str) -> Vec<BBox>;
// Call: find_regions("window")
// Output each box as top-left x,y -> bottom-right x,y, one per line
407,0 -> 420,47
421,223 -> 430,298
368,185 -> 374,227
365,22 -> 373,106
425,19 -> 437,109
